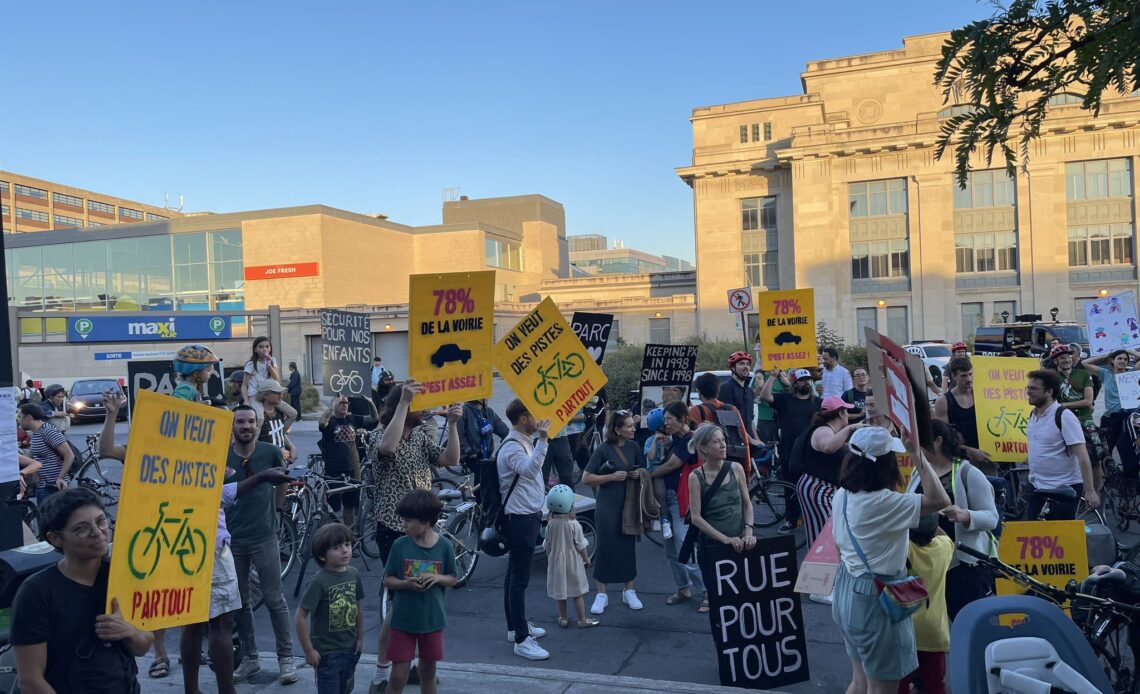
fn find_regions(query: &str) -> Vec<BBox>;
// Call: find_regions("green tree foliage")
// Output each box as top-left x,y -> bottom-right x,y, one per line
935,0 -> 1138,187
598,335 -> 750,405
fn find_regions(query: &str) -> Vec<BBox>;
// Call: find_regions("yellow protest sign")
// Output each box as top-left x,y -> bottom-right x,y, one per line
973,356 -> 1038,462
107,389 -> 233,630
493,296 -> 607,437
996,520 -> 1088,622
409,270 -> 495,410
757,289 -> 817,369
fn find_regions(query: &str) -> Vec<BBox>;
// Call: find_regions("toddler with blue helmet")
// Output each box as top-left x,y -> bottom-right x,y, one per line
542,485 -> 598,629
642,408 -> 672,540
172,344 -> 220,402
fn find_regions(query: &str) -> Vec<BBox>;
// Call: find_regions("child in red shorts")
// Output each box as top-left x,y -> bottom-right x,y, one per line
382,489 -> 457,694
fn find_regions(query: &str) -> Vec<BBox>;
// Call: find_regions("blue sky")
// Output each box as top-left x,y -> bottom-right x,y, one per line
1,1 -> 994,262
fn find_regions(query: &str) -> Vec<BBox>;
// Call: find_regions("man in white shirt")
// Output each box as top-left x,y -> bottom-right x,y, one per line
820,346 -> 852,399
1025,369 -> 1098,520
498,399 -> 551,661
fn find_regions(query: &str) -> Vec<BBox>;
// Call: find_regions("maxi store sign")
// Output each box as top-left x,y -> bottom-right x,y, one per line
409,271 -> 495,410
69,315 -> 231,343
107,389 -> 233,630
492,297 -> 608,437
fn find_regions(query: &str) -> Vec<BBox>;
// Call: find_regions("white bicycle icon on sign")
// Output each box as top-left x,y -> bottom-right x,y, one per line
328,368 -> 365,395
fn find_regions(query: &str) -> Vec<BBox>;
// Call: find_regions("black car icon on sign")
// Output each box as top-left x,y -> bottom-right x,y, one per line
431,343 -> 472,368
774,331 -> 802,346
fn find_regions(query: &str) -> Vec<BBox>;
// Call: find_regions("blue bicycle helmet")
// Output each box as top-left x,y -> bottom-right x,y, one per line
546,484 -> 575,514
646,407 -> 665,432
173,344 -> 219,375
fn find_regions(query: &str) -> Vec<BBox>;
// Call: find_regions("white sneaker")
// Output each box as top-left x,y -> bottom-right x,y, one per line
590,593 -> 608,614
506,622 -> 547,642
808,593 -> 833,605
513,635 -> 550,660
233,656 -> 261,681
623,589 -> 644,610
278,656 -> 298,684
651,520 -> 662,531
662,522 -> 673,540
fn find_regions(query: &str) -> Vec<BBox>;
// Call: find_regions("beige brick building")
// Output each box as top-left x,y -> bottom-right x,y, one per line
677,32 -> 1140,345
0,171 -> 180,232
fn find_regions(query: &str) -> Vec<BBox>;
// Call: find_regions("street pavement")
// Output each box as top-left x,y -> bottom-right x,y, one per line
66,377 -> 1134,693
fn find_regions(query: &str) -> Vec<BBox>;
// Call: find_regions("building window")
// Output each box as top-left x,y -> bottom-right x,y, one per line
751,123 -> 760,142
937,104 -> 979,119
88,219 -> 105,227
119,207 -> 143,221
52,192 -> 83,208
146,212 -> 168,221
741,197 -> 778,289
961,302 -> 984,336
14,184 -> 47,200
1048,92 -> 1084,106
1068,224 -> 1134,266
763,122 -> 772,140
993,301 -> 1017,323
855,308 -> 877,345
15,208 -> 48,223
953,169 -> 1015,209
955,232 -> 1018,273
1,204 -> 8,216
88,200 -> 114,214
741,197 -> 776,232
1066,159 -> 1132,200
649,317 -> 671,344
53,214 -> 84,228
739,125 -> 748,144
0,181 -> 8,194
886,307 -> 909,344
849,179 -> 907,217
851,240 -> 909,279
484,238 -> 522,271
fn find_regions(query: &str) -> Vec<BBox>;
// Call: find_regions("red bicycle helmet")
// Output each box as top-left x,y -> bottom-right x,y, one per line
728,351 -> 752,368
951,341 -> 967,352
1050,343 -> 1074,359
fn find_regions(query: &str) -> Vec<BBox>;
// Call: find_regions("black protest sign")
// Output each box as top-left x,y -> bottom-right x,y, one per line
570,312 -> 614,365
127,360 -> 224,419
704,536 -> 810,689
637,344 -> 698,417
320,309 -> 372,397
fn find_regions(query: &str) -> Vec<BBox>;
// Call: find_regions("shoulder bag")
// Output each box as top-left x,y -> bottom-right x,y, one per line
842,493 -> 928,622
678,462 -> 734,564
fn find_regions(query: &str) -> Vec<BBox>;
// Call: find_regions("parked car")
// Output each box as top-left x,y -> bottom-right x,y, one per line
903,342 -> 953,389
69,379 -> 126,423
689,370 -> 759,420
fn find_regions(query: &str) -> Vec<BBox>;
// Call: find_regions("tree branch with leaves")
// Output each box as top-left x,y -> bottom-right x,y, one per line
934,0 -> 1138,188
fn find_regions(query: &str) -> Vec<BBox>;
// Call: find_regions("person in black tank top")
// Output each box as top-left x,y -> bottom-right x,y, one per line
934,357 -> 995,475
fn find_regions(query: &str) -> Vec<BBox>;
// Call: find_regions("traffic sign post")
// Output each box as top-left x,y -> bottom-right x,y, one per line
727,286 -> 753,350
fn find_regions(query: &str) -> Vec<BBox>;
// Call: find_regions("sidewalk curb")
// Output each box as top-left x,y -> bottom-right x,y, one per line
429,661 -> 791,693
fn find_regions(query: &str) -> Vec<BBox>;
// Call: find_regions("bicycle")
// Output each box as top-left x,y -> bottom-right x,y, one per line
127,501 -> 209,580
958,542 -> 1140,692
72,434 -> 121,513
328,368 -> 365,396
749,464 -> 806,550
533,352 -> 585,406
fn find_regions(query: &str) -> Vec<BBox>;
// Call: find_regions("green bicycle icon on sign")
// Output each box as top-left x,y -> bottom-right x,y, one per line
128,501 -> 209,580
985,405 -> 1029,439
533,352 -> 586,406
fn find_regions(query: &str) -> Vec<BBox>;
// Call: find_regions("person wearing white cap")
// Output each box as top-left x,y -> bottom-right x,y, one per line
798,396 -> 865,604
758,368 -> 821,534
831,427 -> 950,693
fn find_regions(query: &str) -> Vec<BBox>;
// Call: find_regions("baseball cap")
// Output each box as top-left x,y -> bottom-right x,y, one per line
820,396 -> 855,413
791,368 -> 812,381
847,426 -> 907,460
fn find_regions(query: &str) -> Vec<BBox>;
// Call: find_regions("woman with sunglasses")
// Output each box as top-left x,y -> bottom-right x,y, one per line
12,488 -> 153,693
582,409 -> 647,615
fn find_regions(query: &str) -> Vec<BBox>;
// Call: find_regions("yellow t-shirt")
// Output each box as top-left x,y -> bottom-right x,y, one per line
907,534 -> 953,652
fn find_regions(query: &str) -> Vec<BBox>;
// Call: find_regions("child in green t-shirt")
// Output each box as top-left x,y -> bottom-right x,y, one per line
383,490 -> 457,694
295,523 -> 364,694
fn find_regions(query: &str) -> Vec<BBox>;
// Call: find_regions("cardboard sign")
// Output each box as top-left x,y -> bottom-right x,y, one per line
107,390 -> 233,630
569,312 -> 614,365
996,520 -> 1088,611
865,328 -> 932,449
493,297 -> 608,437
756,289 -> 816,369
637,344 -> 698,418
794,518 -> 838,596
0,389 -> 16,484
128,360 -> 224,420
1084,291 -> 1140,355
1117,370 -> 1140,410
704,537 -> 810,689
320,309 -> 371,397
408,271 -> 495,409
973,356 -> 1038,462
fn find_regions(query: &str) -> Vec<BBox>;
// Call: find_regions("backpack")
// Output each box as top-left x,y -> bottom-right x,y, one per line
476,442 -> 520,532
1052,406 -> 1109,467
785,426 -> 813,478
698,403 -> 748,464
956,460 -> 1005,540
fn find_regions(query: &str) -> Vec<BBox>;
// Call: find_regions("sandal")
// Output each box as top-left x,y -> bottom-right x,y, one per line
577,618 -> 600,629
149,656 -> 171,679
557,617 -> 570,628
665,590 -> 692,606
698,598 -> 710,614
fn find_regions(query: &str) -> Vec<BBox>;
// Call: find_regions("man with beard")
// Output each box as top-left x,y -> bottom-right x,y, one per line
719,352 -> 762,449
759,368 -> 820,534
933,357 -> 995,475
1025,370 -> 1098,519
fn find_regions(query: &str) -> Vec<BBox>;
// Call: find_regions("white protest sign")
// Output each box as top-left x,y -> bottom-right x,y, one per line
1085,291 -> 1140,356
1118,371 -> 1140,410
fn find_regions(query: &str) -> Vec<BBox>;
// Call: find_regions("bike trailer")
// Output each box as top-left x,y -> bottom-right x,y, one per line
985,637 -> 1103,693
949,595 -> 1112,693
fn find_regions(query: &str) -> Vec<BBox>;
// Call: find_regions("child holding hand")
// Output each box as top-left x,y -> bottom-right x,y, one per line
543,484 -> 599,628
295,523 -> 364,694
383,490 -> 457,694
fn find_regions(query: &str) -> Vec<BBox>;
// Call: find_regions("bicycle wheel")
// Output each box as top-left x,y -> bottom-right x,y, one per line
441,511 -> 479,588
277,511 -> 299,578
577,514 -> 597,562
751,480 -> 788,528
356,485 -> 381,559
